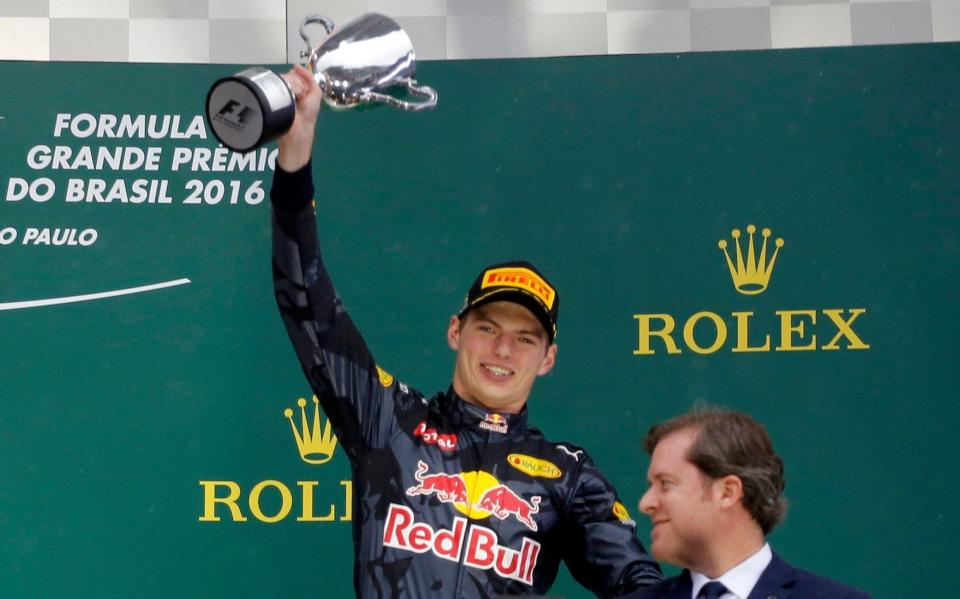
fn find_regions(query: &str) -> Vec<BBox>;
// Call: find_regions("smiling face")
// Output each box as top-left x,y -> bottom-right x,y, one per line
447,300 -> 557,414
638,428 -> 721,572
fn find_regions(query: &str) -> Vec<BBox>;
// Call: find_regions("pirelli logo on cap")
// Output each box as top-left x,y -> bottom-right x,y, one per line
482,268 -> 556,309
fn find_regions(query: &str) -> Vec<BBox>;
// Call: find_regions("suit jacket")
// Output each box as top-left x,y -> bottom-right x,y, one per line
620,552 -> 871,599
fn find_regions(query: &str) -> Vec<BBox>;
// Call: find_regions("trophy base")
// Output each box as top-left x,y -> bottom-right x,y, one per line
206,67 -> 296,153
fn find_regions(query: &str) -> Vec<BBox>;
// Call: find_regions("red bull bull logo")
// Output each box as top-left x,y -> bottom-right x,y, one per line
383,504 -> 541,586
476,485 -> 541,532
479,412 -> 508,434
406,461 -> 469,503
405,461 -> 541,531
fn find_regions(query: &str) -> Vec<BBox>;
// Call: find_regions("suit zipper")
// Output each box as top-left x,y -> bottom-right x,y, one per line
453,428 -> 495,598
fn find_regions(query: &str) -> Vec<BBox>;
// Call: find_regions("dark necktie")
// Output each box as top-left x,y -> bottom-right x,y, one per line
698,581 -> 731,599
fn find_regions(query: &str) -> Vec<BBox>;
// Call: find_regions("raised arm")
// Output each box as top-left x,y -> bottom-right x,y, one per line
269,65 -> 408,463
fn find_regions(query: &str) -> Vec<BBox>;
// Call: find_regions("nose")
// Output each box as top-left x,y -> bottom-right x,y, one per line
491,333 -> 513,358
639,487 -> 656,515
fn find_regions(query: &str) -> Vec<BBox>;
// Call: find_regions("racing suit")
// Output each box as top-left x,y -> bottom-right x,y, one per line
271,163 -> 662,598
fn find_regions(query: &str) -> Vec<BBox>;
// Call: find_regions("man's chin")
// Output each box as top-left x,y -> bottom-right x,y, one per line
649,540 -> 675,565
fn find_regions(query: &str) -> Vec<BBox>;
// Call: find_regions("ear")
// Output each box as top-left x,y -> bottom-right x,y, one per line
537,343 -> 558,376
447,315 -> 461,351
717,474 -> 744,510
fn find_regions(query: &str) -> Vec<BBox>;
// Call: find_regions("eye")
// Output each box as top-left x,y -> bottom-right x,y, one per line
518,336 -> 533,345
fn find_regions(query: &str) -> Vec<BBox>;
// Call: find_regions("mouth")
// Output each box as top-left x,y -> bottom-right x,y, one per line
481,363 -> 514,379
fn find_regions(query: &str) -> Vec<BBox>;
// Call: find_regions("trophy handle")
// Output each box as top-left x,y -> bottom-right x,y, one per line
360,77 -> 438,112
299,14 -> 335,74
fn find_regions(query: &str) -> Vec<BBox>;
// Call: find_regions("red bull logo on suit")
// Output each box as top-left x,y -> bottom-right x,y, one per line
383,504 -> 541,585
407,460 -> 469,503
475,485 -> 541,532
388,461 -> 544,585
405,461 -> 540,531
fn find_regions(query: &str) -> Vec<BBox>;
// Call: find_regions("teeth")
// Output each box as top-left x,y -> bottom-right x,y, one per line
484,365 -> 512,376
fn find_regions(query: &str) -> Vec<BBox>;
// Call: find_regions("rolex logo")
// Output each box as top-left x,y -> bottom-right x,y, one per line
284,396 -> 338,465
633,222 -> 868,356
197,395 -> 349,524
718,224 -> 784,295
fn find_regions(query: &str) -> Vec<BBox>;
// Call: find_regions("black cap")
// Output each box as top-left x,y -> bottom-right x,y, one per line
458,261 -> 559,343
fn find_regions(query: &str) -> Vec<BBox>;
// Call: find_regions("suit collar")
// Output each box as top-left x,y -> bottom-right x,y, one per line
443,387 -> 528,434
746,552 -> 798,599
656,553 -> 796,599
691,542 -> 772,599
663,570 -> 693,598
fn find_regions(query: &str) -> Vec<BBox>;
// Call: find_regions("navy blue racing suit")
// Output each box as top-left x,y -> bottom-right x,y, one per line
270,163 -> 662,598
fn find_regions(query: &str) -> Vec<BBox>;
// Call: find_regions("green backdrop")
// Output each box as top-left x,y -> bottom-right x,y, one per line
2,42 -> 958,597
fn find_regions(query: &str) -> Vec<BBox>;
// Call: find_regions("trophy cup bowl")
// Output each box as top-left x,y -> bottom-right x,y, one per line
206,12 -> 438,153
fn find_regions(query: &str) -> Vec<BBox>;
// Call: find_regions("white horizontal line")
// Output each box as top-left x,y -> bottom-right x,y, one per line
0,278 -> 192,310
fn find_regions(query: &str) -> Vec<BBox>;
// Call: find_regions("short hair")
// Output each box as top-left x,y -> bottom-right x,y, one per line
643,406 -> 787,534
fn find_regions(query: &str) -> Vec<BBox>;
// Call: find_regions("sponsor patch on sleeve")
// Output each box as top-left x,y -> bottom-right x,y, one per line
376,365 -> 394,387
613,501 -> 636,527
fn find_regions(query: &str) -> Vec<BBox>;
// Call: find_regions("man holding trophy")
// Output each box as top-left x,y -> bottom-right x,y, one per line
265,24 -> 662,597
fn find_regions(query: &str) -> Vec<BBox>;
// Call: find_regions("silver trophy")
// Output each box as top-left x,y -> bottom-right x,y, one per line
206,13 -> 438,153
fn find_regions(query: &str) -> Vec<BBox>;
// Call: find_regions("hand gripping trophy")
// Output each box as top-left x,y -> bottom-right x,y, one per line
206,13 -> 438,153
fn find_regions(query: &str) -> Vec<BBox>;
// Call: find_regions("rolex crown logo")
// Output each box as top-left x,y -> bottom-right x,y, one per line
283,396 -> 338,465
718,224 -> 784,295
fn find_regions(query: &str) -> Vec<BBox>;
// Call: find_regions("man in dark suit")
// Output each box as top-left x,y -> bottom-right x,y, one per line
623,408 -> 870,599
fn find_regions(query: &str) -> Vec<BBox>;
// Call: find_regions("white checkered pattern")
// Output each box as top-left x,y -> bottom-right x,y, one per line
0,0 -> 955,62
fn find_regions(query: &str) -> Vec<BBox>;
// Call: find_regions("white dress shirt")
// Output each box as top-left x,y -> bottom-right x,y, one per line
690,543 -> 773,599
